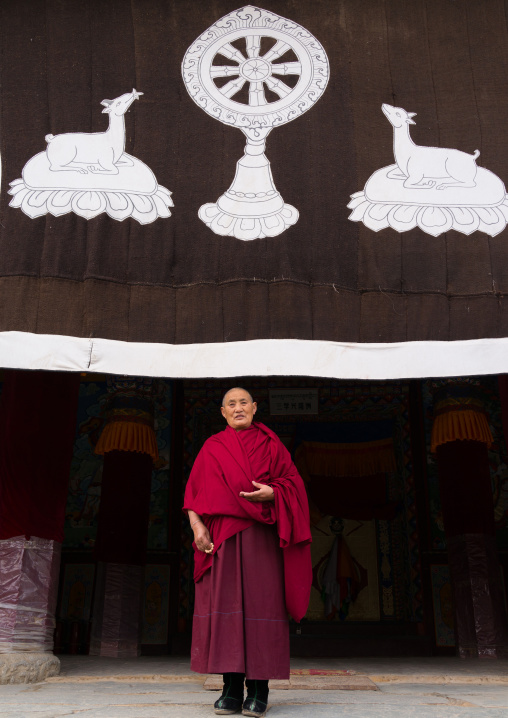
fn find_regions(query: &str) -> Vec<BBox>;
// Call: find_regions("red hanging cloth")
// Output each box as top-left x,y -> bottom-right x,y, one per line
0,369 -> 80,541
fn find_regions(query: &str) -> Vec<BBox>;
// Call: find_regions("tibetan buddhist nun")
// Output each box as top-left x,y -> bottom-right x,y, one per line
184,388 -> 312,717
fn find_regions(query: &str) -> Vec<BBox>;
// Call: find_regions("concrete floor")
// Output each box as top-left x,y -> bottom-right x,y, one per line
1,656 -> 507,718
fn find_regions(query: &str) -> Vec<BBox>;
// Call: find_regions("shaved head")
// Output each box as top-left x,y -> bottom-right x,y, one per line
222,387 -> 254,407
221,387 -> 257,431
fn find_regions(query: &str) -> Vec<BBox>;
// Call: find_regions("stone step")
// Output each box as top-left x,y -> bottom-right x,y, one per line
203,674 -> 378,691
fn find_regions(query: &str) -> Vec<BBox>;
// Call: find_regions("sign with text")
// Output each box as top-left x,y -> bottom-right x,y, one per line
269,389 -> 319,415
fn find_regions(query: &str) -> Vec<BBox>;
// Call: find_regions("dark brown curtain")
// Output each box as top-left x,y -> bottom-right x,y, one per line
1,0 -> 508,344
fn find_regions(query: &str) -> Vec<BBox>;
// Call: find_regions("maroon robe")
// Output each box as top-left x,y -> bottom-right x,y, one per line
183,422 -> 312,621
183,422 -> 312,678
192,521 -> 290,678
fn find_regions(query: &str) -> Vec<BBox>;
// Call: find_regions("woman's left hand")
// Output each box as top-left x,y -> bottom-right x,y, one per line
240,480 -> 275,502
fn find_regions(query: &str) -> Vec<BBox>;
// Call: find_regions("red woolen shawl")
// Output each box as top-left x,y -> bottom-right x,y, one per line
183,422 -> 312,622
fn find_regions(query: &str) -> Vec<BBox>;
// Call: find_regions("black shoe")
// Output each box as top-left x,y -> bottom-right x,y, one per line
243,680 -> 269,717
242,697 -> 268,717
214,695 -> 243,715
214,672 -> 245,715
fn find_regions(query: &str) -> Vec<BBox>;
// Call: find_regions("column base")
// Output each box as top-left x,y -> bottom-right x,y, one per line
459,645 -> 508,659
0,653 -> 60,685
89,562 -> 144,658
448,533 -> 508,659
199,202 -> 299,240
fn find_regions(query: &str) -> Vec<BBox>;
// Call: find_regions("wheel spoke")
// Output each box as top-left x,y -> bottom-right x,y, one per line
216,42 -> 246,65
210,65 -> 241,79
271,61 -> 302,76
262,40 -> 291,62
218,77 -> 247,99
248,81 -> 267,106
264,76 -> 292,98
246,34 -> 261,58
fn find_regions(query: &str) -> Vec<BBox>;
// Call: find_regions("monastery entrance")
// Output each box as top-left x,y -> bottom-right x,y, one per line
1,371 -> 507,661
178,378 -> 429,658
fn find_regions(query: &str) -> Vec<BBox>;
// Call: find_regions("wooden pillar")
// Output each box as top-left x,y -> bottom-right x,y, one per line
432,382 -> 508,659
89,451 -> 153,657
89,377 -> 158,658
0,370 -> 80,679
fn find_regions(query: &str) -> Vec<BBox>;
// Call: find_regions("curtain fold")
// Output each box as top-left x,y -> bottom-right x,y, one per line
295,438 -> 396,479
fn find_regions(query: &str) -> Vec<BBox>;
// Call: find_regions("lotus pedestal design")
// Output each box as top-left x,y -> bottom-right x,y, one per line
349,164 -> 508,237
9,152 -> 173,224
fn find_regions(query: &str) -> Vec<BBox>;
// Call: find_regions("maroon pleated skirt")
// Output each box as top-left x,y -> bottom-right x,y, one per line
191,522 -> 290,679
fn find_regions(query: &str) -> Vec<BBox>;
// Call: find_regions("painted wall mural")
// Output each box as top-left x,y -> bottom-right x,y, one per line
349,104 -> 508,237
182,5 -> 329,240
8,90 -> 173,224
309,516 -> 380,622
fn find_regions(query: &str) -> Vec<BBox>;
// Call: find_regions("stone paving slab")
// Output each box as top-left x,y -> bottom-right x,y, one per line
3,656 -> 507,718
0,681 -> 507,717
2,710 -> 506,718
1,682 -> 506,705
386,684 -> 508,708
372,674 -> 508,685
0,701 -> 507,716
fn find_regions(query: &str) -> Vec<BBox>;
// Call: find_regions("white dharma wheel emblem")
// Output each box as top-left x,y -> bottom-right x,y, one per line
182,5 -> 329,240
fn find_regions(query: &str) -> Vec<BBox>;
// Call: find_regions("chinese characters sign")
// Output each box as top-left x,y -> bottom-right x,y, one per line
269,389 -> 318,415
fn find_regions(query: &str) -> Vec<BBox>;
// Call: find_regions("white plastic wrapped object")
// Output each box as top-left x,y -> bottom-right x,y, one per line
0,536 -> 61,653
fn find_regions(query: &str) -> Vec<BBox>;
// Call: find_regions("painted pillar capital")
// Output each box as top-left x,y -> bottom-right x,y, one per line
430,379 -> 493,453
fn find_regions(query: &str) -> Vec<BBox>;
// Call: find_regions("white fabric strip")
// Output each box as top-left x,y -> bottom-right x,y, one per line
0,330 -> 507,379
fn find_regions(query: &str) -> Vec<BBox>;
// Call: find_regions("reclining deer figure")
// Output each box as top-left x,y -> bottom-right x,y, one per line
382,103 -> 480,190
45,89 -> 143,174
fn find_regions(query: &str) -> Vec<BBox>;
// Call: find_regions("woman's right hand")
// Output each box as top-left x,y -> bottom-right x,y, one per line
194,522 -> 213,553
